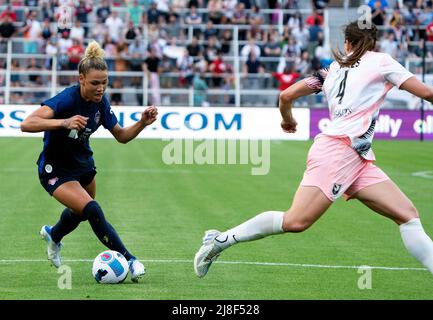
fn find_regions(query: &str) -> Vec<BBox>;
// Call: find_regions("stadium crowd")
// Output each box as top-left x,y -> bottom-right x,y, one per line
0,0 -> 432,106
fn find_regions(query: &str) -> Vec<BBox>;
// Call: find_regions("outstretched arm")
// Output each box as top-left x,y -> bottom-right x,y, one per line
399,76 -> 433,103
110,105 -> 158,144
279,79 -> 319,133
21,105 -> 88,132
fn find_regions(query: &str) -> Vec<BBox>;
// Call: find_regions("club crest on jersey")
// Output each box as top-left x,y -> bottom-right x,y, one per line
94,111 -> 101,125
45,164 -> 53,173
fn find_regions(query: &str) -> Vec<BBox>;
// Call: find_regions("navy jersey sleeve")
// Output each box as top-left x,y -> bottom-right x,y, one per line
100,96 -> 118,130
41,87 -> 75,116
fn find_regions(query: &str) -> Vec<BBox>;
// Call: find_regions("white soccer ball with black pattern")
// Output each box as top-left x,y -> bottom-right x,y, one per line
92,250 -> 129,284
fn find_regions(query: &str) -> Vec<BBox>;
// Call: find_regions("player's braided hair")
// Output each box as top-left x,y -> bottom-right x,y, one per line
332,21 -> 378,68
78,40 -> 108,74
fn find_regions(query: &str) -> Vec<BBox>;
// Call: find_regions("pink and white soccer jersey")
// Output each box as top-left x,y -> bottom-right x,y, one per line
307,51 -> 414,160
301,51 -> 413,201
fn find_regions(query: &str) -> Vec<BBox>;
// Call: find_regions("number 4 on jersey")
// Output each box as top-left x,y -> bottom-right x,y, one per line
336,70 -> 349,104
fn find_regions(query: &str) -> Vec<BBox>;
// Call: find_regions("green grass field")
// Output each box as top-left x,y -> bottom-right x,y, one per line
0,137 -> 432,300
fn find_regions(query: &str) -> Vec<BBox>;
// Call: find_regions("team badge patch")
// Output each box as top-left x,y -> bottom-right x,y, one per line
332,183 -> 342,196
94,111 -> 101,125
48,177 -> 59,186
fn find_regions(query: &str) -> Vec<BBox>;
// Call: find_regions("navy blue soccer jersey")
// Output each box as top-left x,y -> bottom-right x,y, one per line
37,85 -> 118,176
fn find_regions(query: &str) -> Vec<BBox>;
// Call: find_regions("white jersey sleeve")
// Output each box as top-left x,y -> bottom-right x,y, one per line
379,53 -> 414,88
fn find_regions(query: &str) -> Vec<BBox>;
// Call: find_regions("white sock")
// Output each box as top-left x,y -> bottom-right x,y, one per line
215,211 -> 284,250
400,218 -> 433,274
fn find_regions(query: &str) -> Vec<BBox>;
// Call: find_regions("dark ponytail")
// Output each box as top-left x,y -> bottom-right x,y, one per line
332,21 -> 378,68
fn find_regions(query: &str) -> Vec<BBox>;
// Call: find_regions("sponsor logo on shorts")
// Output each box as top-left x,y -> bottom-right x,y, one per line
332,183 -> 342,196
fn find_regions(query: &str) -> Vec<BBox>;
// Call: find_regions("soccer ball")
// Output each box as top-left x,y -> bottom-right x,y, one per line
92,250 -> 129,284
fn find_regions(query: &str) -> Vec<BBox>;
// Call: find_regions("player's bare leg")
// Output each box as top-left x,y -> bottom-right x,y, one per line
353,180 -> 433,274
194,186 -> 332,277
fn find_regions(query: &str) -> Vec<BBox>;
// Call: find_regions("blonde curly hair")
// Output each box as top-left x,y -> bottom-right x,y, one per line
78,40 -> 108,74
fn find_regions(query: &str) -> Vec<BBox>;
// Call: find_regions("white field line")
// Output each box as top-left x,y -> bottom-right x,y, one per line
412,170 -> 433,179
0,258 -> 427,272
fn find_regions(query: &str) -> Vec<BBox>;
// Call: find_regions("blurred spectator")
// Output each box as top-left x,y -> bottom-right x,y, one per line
129,37 -> 146,73
263,29 -> 281,71
222,0 -> 237,23
144,47 -> 161,105
232,3 -> 248,40
147,23 -> 159,42
371,0 -> 386,26
220,29 -> 233,54
209,50 -> 227,88
111,78 -> 123,105
291,21 -> 310,51
40,17 -> 52,42
124,20 -> 141,40
0,15 -> 17,46
312,0 -> 328,11
272,66 -> 300,91
103,35 -> 117,72
193,70 -> 208,106
41,0 -> 55,22
58,31 -> 72,72
172,0 -> 188,14
248,5 -> 264,27
305,9 -> 324,27
367,0 -> 388,10
10,59 -> 22,86
67,38 -> 84,70
242,51 -> 264,104
295,50 -> 312,74
21,10 -> 42,54
241,37 -> 261,59
44,36 -> 58,69
287,11 -> 302,30
203,20 -> 218,40
177,49 -> 194,86
163,36 -> 185,69
115,41 -> 129,72
272,65 -> 299,106
128,0 -> 143,27
70,19 -> 85,42
96,0 -> 112,23
380,31 -> 398,58
0,5 -> 17,22
314,36 -> 332,68
204,35 -> 220,63
185,5 -> 202,37
92,17 -> 108,45
156,0 -> 170,21
26,57 -> 42,85
75,0 -> 92,37
147,1 -> 161,24
187,35 -> 203,59
105,11 -> 124,43
207,0 -> 223,25
166,12 -> 183,39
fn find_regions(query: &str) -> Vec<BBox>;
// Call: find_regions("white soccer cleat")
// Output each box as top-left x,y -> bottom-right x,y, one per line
40,225 -> 62,268
194,229 -> 223,278
129,259 -> 146,282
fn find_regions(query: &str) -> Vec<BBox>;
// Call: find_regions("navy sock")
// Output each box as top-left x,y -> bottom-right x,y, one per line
51,208 -> 85,243
83,201 -> 135,261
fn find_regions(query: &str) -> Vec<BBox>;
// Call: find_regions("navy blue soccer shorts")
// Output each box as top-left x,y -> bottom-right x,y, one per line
39,169 -> 97,196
